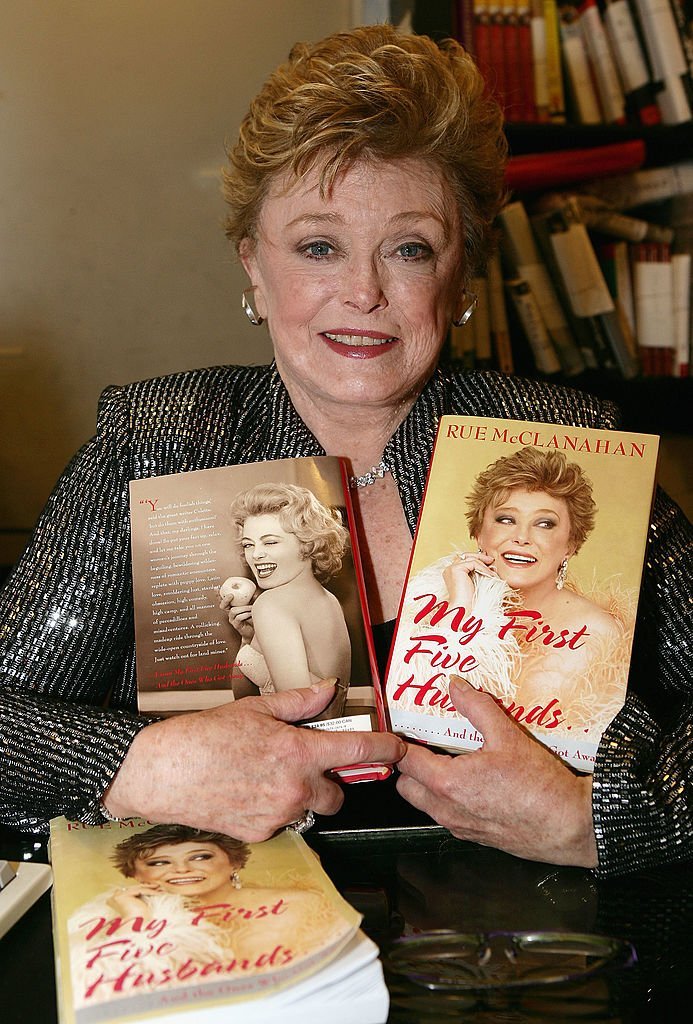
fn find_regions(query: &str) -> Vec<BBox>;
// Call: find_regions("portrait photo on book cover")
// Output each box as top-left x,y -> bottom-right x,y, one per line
62,823 -> 359,1016
386,417 -> 658,771
130,457 -> 376,727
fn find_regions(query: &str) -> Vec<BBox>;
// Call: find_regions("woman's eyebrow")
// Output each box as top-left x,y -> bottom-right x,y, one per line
285,210 -> 447,230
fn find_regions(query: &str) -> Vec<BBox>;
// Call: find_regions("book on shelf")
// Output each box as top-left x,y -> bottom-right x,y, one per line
129,456 -> 390,783
631,0 -> 693,124
529,0 -> 552,121
578,0 -> 627,124
515,0 -> 537,121
530,198 -> 641,378
632,240 -> 676,375
596,239 -> 639,362
487,250 -> 516,374
504,277 -> 562,374
498,199 -> 586,375
537,191 -> 675,245
384,414 -> 659,772
543,0 -> 566,120
602,0 -> 662,125
49,818 -> 388,1024
559,3 -> 603,124
504,139 -> 646,192
672,251 -> 692,376
578,160 -> 693,211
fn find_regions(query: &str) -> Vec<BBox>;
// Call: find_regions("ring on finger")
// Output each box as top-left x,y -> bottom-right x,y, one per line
286,809 -> 316,835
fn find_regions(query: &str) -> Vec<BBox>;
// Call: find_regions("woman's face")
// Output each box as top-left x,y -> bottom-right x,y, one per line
241,513 -> 311,589
475,489 -> 575,594
240,157 -> 466,416
132,842 -> 238,897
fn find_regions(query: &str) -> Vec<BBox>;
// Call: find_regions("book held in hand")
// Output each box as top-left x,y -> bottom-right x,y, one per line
129,456 -> 389,782
385,416 -> 659,772
49,818 -> 388,1024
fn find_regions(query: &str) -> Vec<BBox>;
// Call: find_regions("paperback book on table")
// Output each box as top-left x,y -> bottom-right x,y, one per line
49,818 -> 388,1024
129,456 -> 389,782
384,415 -> 659,772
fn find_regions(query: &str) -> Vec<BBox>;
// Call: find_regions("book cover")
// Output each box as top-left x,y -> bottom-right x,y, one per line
129,456 -> 390,782
49,818 -> 387,1024
385,415 -> 659,772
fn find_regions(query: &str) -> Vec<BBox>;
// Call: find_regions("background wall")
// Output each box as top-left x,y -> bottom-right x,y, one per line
0,0 -> 352,562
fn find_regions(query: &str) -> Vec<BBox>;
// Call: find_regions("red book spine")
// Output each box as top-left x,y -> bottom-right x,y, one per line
516,2 -> 537,121
505,139 -> 646,191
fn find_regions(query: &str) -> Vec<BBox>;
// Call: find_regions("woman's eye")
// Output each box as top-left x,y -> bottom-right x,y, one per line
397,242 -> 430,260
302,240 -> 333,258
496,516 -> 514,525
537,520 -> 557,529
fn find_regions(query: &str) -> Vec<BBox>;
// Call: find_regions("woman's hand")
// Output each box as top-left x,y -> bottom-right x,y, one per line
396,678 -> 598,869
103,681 -> 406,842
220,595 -> 255,642
106,882 -> 161,918
442,552 -> 496,607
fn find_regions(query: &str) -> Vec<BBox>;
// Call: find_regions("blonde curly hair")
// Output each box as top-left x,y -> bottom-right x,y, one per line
229,482 -> 350,584
223,24 -> 507,277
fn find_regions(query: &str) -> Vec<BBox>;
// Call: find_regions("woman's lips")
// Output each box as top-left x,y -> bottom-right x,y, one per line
166,876 -> 206,885
501,552 -> 537,566
320,330 -> 398,358
254,562 -> 277,579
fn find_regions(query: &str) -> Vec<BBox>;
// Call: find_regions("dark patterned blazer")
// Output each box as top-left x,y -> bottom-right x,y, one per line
0,363 -> 690,875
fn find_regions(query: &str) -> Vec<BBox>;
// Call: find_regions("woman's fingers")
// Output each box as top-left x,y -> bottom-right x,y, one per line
396,678 -> 598,868
102,682 -> 405,843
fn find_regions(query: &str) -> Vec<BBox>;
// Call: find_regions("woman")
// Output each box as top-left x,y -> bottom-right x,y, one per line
444,449 -> 625,713
0,26 -> 690,876
223,483 -> 351,718
69,824 -> 355,1005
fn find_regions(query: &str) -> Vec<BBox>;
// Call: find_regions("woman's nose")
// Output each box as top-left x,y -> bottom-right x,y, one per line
342,257 -> 388,313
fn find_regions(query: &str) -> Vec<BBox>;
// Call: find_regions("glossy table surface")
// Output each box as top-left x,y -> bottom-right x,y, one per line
2,785 -> 693,1023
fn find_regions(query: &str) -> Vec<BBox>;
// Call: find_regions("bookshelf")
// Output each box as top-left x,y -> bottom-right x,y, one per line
413,3 -> 693,436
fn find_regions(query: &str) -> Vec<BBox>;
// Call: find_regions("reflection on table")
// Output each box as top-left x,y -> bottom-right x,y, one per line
2,815 -> 693,1023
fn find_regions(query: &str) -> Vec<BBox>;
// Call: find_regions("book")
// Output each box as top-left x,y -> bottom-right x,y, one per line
543,0 -> 567,120
129,456 -> 390,783
498,199 -> 586,375
631,0 -> 693,123
530,0 -> 552,121
384,415 -> 659,772
487,250 -> 516,373
579,159 -> 693,210
596,239 -> 640,365
559,3 -> 604,123
632,240 -> 676,375
578,0 -> 627,124
49,817 -> 388,1024
602,0 -> 662,125
530,199 -> 640,378
515,0 -> 538,121
672,251 -> 692,376
504,139 -> 646,192
504,277 -> 562,374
